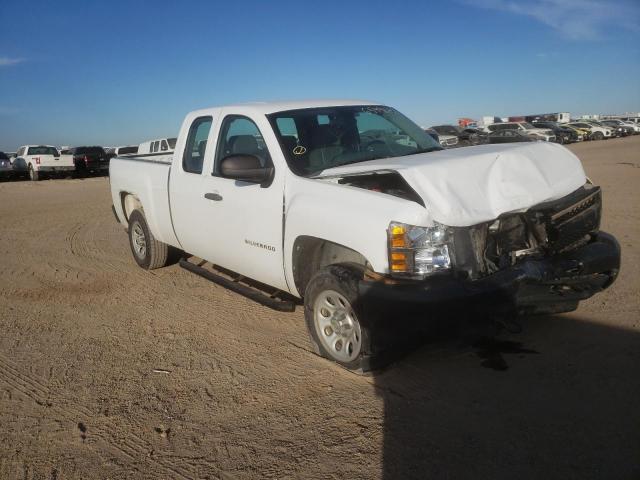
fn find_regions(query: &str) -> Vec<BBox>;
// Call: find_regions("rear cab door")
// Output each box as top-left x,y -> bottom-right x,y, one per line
169,108 -> 288,291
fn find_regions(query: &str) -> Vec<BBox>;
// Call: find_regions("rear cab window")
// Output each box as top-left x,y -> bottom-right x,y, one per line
183,117 -> 213,174
27,146 -> 59,156
75,147 -> 105,155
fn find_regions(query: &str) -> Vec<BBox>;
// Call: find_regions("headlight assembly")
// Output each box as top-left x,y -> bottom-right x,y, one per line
388,221 -> 452,278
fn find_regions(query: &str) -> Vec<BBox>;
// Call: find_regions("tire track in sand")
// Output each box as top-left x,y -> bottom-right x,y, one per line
0,354 -> 218,480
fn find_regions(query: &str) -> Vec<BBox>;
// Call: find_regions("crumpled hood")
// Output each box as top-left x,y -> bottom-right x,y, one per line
317,142 -> 587,227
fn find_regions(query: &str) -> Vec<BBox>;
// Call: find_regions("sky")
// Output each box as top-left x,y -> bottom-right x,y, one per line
0,0 -> 639,150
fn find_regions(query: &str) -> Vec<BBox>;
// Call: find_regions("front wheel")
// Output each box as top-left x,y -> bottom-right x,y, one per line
304,264 -> 372,371
592,131 -> 604,140
127,209 -> 169,270
28,165 -> 40,181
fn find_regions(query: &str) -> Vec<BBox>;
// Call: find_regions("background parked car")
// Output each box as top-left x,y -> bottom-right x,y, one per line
12,145 -> 75,181
620,120 -> 640,134
568,122 -> 612,140
459,127 -> 489,145
430,125 -> 487,146
562,124 -> 592,140
436,133 -> 459,148
586,120 -> 626,137
424,128 -> 439,143
488,130 -> 534,144
531,120 -> 581,144
602,120 -> 635,136
60,146 -> 109,176
485,122 -> 556,142
0,151 -> 13,179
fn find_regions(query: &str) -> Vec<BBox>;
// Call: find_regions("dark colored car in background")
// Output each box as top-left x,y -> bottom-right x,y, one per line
459,127 -> 489,145
0,151 -> 13,179
488,130 -> 534,144
62,146 -> 109,176
431,125 -> 488,146
424,128 -> 439,143
531,121 -> 580,144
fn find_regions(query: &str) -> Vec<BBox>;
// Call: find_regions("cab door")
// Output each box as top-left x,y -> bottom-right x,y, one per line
169,112 -> 288,292
199,112 -> 287,291
169,114 -> 217,256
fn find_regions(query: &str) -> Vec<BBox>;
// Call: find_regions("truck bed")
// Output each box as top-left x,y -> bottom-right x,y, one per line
109,155 -> 180,248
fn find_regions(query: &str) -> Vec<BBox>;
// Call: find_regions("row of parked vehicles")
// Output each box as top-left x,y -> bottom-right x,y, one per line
0,145 -> 110,181
426,118 -> 640,148
0,137 -> 177,181
2,115 -> 637,181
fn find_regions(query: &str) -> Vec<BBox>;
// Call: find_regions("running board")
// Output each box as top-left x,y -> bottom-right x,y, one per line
179,258 -> 296,312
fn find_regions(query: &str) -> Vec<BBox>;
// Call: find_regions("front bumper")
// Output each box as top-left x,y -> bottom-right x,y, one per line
360,232 -> 620,317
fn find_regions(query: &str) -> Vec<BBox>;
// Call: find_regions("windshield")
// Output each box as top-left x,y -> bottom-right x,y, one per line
75,147 -> 105,155
267,105 -> 442,176
27,146 -> 58,156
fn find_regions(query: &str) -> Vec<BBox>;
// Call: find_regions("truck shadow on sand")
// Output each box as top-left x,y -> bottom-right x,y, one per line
373,313 -> 640,480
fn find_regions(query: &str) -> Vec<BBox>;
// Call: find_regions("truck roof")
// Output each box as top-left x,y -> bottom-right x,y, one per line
189,99 -> 377,116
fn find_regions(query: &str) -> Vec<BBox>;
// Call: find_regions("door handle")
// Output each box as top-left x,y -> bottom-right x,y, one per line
204,192 -> 223,201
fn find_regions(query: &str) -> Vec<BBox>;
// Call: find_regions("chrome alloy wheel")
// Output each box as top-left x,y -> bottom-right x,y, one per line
131,221 -> 147,259
313,290 -> 362,362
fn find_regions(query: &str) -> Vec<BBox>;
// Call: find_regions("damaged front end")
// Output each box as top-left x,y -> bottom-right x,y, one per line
361,183 -> 620,317
452,184 -> 604,279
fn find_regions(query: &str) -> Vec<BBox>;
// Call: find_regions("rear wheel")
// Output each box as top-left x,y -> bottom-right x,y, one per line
128,209 -> 169,270
28,165 -> 40,181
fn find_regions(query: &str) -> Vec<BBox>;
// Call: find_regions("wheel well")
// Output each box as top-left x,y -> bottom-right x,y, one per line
292,236 -> 370,297
120,192 -> 143,222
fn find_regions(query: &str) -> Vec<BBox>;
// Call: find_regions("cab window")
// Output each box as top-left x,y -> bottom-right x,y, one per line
183,117 -> 212,174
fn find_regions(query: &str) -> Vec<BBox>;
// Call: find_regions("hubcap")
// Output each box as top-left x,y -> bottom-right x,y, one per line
313,290 -> 362,362
131,222 -> 147,258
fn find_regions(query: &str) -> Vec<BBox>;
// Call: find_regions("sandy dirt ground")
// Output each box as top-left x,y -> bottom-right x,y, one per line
0,137 -> 638,480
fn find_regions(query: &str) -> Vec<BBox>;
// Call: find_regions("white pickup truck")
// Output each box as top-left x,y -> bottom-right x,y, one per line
12,145 -> 75,180
110,100 -> 620,370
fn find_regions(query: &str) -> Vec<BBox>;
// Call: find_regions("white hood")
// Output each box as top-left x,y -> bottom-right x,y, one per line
317,142 -> 587,227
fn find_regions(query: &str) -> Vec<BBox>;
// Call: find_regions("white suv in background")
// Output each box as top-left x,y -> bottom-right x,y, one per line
620,120 -> 640,134
567,122 -> 613,141
485,122 -> 556,142
12,145 -> 75,181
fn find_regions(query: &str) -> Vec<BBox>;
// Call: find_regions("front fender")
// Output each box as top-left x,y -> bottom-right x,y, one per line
283,176 -> 431,291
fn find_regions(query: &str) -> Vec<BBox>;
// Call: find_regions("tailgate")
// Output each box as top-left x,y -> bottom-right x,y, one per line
57,154 -> 76,167
29,155 -> 63,167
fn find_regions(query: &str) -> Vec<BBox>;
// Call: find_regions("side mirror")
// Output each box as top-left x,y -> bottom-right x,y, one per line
220,154 -> 273,186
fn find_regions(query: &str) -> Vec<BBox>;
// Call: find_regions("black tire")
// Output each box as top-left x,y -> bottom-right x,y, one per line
128,209 -> 169,270
304,264 -> 373,371
28,165 -> 40,181
592,131 -> 604,141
